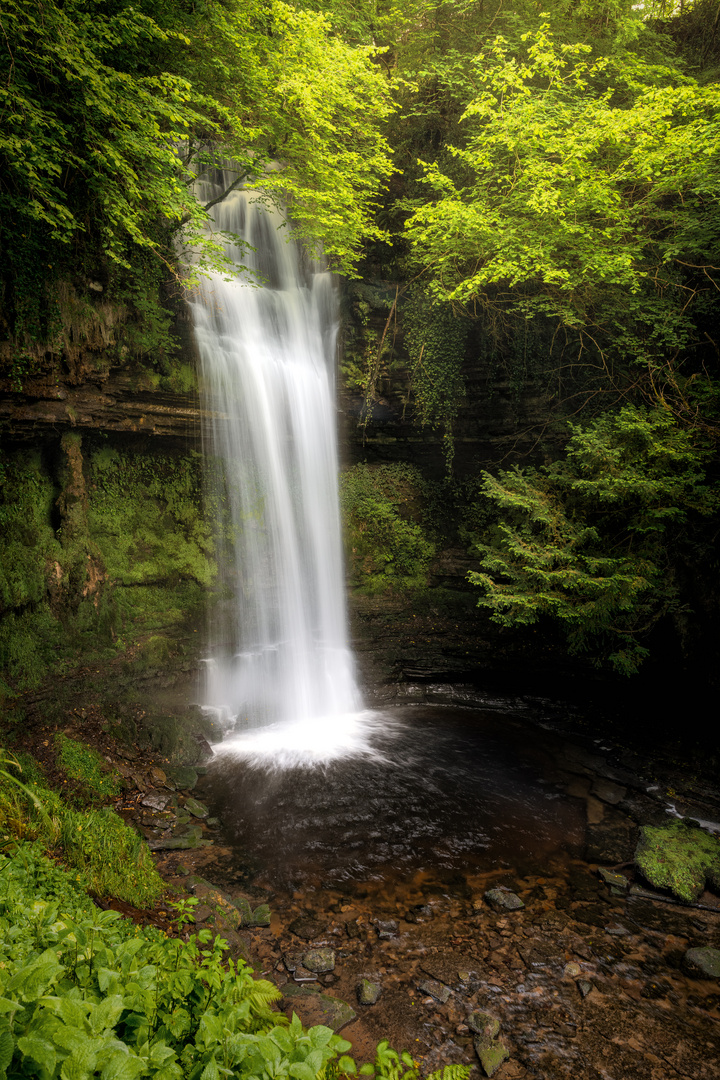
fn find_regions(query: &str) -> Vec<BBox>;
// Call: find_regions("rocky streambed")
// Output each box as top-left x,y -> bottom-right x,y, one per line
17,694 -> 720,1080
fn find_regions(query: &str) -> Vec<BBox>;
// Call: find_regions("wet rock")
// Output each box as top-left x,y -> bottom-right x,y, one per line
636,822 -> 720,903
346,920 -> 361,939
192,885 -> 245,931
141,791 -> 171,811
283,985 -> 356,1032
468,1011 -> 500,1046
206,817 -> 220,827
586,814 -> 637,863
184,796 -> 209,819
517,941 -> 556,968
563,962 -> 582,978
598,867 -> 629,890
148,826 -> 210,850
405,904 -> 433,923
288,916 -> 325,941
283,951 -> 305,972
683,947 -> 720,979
577,980 -> 593,997
421,955 -> 478,989
150,766 -> 167,787
166,765 -> 199,790
357,979 -> 382,1005
375,919 -> 398,939
416,978 -> 451,1004
187,874 -> 224,893
591,778 -> 627,805
303,948 -> 335,973
293,967 -> 318,983
484,888 -> 524,913
475,1039 -> 509,1078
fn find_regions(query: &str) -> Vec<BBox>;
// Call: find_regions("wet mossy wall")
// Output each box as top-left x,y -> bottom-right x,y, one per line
0,434 -> 216,697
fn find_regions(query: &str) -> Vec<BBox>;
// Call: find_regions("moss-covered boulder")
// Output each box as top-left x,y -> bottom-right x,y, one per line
634,821 -> 720,903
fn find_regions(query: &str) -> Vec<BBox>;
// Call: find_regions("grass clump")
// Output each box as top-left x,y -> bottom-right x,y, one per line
635,820 -> 720,903
60,805 -> 165,907
55,733 -> 122,800
0,752 -> 164,907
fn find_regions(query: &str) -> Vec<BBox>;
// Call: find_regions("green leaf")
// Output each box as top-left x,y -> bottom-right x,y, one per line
17,1034 -> 57,1076
0,1018 -> 14,1075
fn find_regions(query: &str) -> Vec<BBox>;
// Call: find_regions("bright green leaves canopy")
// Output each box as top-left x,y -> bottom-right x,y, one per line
404,24 -> 720,357
256,4 -> 396,270
468,406 -> 717,674
0,0 -> 394,296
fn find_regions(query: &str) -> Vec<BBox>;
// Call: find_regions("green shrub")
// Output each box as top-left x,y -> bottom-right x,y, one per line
341,463 -> 435,593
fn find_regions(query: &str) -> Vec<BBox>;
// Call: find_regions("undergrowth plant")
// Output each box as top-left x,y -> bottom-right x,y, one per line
0,760 -> 164,908
55,734 -> 122,801
0,844 -> 440,1080
340,464 -> 435,593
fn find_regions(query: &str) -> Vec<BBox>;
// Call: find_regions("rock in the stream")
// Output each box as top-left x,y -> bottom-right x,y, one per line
577,980 -> 593,997
141,791 -> 171,811
375,919 -> 398,939
288,916 -> 325,941
166,765 -> 199,790
682,947 -> 720,979
563,962 -> 582,978
357,979 -> 382,1005
598,867 -> 629,890
475,1039 -> 509,1078
468,1011 -> 500,1047
149,826 -> 210,850
184,796 -> 209,819
283,985 -> 356,1032
416,978 -> 451,1004
302,948 -> 335,973
484,887 -> 524,913
591,778 -> 627,805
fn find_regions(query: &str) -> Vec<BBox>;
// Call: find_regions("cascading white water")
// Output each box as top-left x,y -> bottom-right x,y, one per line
190,168 -> 381,766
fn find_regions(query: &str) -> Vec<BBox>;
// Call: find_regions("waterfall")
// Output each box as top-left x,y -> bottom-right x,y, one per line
190,169 -> 378,766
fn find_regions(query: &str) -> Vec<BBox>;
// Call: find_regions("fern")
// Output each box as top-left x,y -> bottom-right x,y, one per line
426,1067 -> 471,1080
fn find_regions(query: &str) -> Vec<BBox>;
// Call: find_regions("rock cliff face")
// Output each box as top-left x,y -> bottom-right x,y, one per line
0,281 -> 585,730
0,370 -> 204,444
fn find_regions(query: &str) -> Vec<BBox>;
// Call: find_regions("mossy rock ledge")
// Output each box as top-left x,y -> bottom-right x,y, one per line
634,821 -> 720,903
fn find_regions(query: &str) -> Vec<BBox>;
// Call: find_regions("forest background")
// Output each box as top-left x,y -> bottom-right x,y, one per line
1,0 -> 720,684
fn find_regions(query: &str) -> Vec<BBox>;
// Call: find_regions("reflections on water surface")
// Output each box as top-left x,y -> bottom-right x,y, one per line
205,705 -> 586,893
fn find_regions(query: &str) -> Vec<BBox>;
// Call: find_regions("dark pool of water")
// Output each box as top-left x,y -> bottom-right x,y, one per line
204,705 -> 586,894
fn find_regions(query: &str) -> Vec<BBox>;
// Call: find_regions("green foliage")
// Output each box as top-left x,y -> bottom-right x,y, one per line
0,842 -> 416,1080
0,766 -> 164,908
341,464 -> 435,592
89,447 -> 216,590
403,20 -> 720,375
468,406 -> 716,673
403,290 -> 468,470
0,0 -> 394,377
54,735 -> 122,801
635,820 -> 720,903
0,452 -> 60,614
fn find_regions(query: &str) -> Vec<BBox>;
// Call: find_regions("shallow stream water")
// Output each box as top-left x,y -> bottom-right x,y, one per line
188,699 -> 720,1080
206,705 -> 586,895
